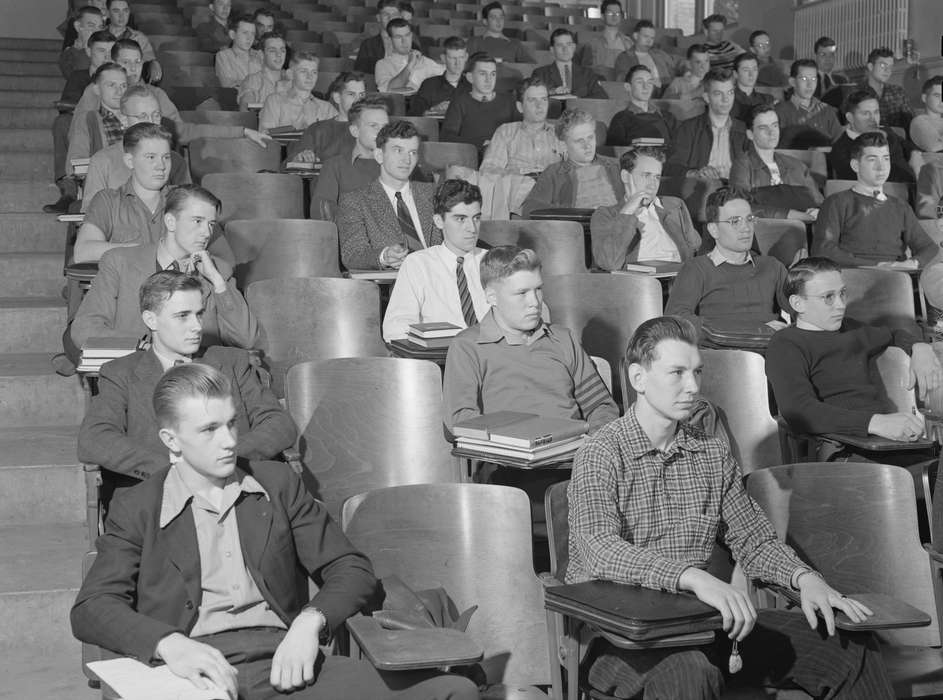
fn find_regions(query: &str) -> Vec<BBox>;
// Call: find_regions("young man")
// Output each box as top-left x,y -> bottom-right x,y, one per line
700,13 -> 742,69
582,0 -> 633,70
917,154 -> 943,219
195,0 -> 232,52
59,5 -> 104,77
662,43 -> 710,102
665,187 -> 789,335
859,46 -> 913,130
105,0 -> 160,79
409,36 -> 469,116
237,31 -> 290,110
72,362 -> 479,700
77,270 -> 292,500
813,36 -> 848,98
288,72 -> 366,163
252,7 -> 275,46
215,13 -> 261,89
607,64 -> 676,146
260,51 -> 337,131
828,90 -> 913,182
440,53 -> 517,149
729,104 -> 823,222
774,58 -> 843,148
749,30 -> 787,87
336,120 -> 439,270
731,52 -> 773,123
71,182 -> 259,353
532,29 -> 607,100
665,68 -> 748,180
374,18 -> 445,93
66,61 -> 128,179
614,20 -> 679,96
465,2 -> 534,64
383,179 -> 488,341
569,314 -> 895,700
310,96 -> 390,221
591,146 -> 700,271
353,0 -> 411,75
910,76 -> 943,153
769,257 -> 941,445
815,131 -> 935,267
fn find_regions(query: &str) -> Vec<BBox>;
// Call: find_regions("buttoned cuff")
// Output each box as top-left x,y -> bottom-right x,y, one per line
644,558 -> 691,593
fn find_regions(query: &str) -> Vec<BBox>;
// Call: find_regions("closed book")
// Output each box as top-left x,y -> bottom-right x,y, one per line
348,269 -> 398,280
81,337 -> 140,358
452,411 -> 536,440
408,322 -> 463,339
618,260 -> 683,275
630,137 -> 666,146
70,157 -> 90,175
488,415 -> 588,449
285,160 -> 316,170
456,434 -> 584,459
452,440 -> 582,467
404,334 -> 453,349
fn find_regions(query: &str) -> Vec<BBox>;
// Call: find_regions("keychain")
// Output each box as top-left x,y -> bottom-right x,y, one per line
728,640 -> 742,674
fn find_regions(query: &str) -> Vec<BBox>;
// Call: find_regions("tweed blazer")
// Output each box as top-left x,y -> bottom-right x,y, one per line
531,63 -> 608,99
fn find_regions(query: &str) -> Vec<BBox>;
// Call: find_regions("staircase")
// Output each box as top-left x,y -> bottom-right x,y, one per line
0,36 -> 96,699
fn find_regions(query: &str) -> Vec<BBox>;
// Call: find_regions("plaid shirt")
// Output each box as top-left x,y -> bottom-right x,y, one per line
860,80 -> 914,130
99,105 -> 124,147
566,405 -> 807,591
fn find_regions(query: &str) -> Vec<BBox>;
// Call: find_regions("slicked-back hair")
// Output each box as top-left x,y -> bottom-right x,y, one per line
481,1 -> 502,18
376,0 -> 399,12
290,50 -> 319,67
843,88 -> 879,116
164,183 -> 221,218
348,94 -> 390,125
120,82 -> 158,108
375,119 -> 420,149
258,32 -> 285,51
328,71 -> 366,99
252,8 -> 274,21
123,121 -> 171,153
386,17 -> 411,37
850,131 -> 888,161
867,46 -> 894,65
922,75 -> 943,95
516,75 -> 548,101
480,245 -> 541,289
789,58 -> 818,78
466,51 -> 497,73
397,1 -> 413,15
749,30 -> 768,46
686,43 -> 708,60
433,178 -> 482,215
76,5 -> 104,21
619,145 -> 665,172
633,19 -> 654,32
705,186 -> 753,223
111,37 -> 142,59
626,64 -> 653,82
88,29 -> 115,47
555,108 -> 595,140
733,52 -> 758,71
814,36 -> 836,53
550,28 -> 575,46
702,13 -> 726,28
139,269 -> 203,314
153,363 -> 233,430
443,36 -> 466,52
745,102 -> 777,130
702,67 -> 734,90
783,256 -> 842,300
228,13 -> 255,31
93,61 -> 126,84
626,316 -> 699,367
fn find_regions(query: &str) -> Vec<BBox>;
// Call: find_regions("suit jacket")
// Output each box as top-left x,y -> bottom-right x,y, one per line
71,243 -> 259,352
520,156 -> 622,217
614,49 -> 679,92
531,63 -> 607,99
71,460 -> 377,662
665,112 -> 749,176
336,179 -> 441,270
828,130 -> 915,183
78,346 -> 297,482
728,147 -> 824,218
814,71 -> 849,99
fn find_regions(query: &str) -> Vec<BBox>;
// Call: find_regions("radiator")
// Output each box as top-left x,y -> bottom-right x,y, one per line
794,0 -> 909,70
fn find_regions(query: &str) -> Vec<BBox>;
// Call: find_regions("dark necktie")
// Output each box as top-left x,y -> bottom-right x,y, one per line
395,191 -> 423,252
564,64 -> 572,92
456,256 -> 477,327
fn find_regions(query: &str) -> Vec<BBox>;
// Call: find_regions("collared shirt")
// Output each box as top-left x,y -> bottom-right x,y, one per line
237,68 -> 291,109
159,466 -> 286,637
98,104 -> 125,147
585,31 -> 634,70
634,51 -> 661,86
636,197 -> 682,262
151,346 -> 190,370
310,147 -> 381,220
382,245 -> 488,341
707,247 -> 754,267
82,143 -> 191,212
465,34 -> 534,63
707,115 -> 732,177
480,121 -> 564,175
379,180 -> 425,247
108,26 -> 155,61
259,92 -> 337,131
215,47 -> 263,88
860,79 -> 914,129
374,52 -> 445,93
566,405 -> 807,590
555,61 -> 573,92
84,177 -> 168,245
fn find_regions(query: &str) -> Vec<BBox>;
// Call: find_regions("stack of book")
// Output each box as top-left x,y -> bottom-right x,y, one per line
405,322 -> 462,349
70,157 -> 90,176
630,137 -> 666,147
77,337 -> 140,373
452,411 -> 588,466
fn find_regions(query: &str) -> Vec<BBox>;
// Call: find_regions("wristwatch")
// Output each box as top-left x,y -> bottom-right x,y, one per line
300,605 -> 331,644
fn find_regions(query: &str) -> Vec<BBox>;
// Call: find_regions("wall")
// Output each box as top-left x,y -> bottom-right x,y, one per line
733,0 -> 798,60
909,0 -> 943,60
4,0 -> 67,40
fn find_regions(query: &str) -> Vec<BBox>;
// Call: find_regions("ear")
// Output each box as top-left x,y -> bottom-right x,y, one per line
484,285 -> 497,307
433,213 -> 444,230
142,308 -> 158,331
620,169 -> 631,186
850,157 -> 860,175
788,293 -> 805,317
922,93 -> 929,107
163,211 -> 176,232
93,82 -> 102,97
373,146 -> 384,164
627,361 -> 646,394
515,100 -> 523,115
746,129 -> 755,143
122,150 -> 134,170
348,122 -> 358,139
158,425 -> 178,452
706,221 -> 719,240
702,90 -> 709,105
788,76 -> 797,90
228,29 -> 236,40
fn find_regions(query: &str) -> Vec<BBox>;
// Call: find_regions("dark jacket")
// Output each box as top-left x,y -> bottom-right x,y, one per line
665,112 -> 749,176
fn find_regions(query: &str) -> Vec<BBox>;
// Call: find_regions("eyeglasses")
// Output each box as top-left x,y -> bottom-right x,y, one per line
716,214 -> 758,227
801,288 -> 847,306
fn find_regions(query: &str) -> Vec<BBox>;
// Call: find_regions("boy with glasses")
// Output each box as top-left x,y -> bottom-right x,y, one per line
774,59 -> 842,148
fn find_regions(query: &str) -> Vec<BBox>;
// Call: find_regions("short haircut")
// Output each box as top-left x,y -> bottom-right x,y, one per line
259,32 -> 285,50
843,88 -> 879,115
626,316 -> 698,367
111,38 -> 142,59
290,50 -> 319,67
705,186 -> 752,223
106,0 -> 128,8
348,94 -> 390,124
850,131 -> 888,160
88,29 -> 115,47
93,61 -> 125,83
76,5 -> 103,21
375,119 -> 420,149
479,245 -> 541,289
745,103 -> 777,130
686,43 -> 708,60
481,1 -> 502,18
386,17 -> 411,36
376,0 -> 399,12
923,75 -> 943,95
443,36 -> 466,52
748,30 -> 768,45
633,19 -> 654,32
164,183 -> 221,218
228,12 -> 254,31
252,7 -> 274,20
733,52 -> 758,71
600,0 -> 622,14
789,58 -> 818,78
783,256 -> 842,300
139,269 -> 203,314
702,13 -> 726,28
153,363 -> 233,430
123,121 -> 171,153
433,178 -> 482,215
516,75 -> 548,101
397,1 -> 413,14
702,67 -> 734,89
814,36 -> 836,53
120,83 -> 158,107
550,28 -> 575,46
555,108 -> 595,140
466,51 -> 497,73
619,145 -> 665,172
626,64 -> 652,82
328,71 -> 365,98
867,46 -> 894,65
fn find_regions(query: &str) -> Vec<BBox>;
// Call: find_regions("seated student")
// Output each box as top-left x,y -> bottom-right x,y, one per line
287,72 -> 366,164
731,52 -> 773,123
215,13 -> 261,89
591,146 -> 700,271
195,0 -> 232,52
729,104 -> 823,223
237,31 -> 290,110
383,179 -> 488,341
859,46 -> 913,131
354,0 -> 411,75
750,30 -> 787,87
409,36 -> 470,116
71,362 -> 480,700
311,96 -> 390,221
71,183 -> 259,354
77,270 -> 292,500
665,187 -> 789,335
700,13 -> 743,69
252,7 -> 275,45
606,64 -> 677,147
910,76 -> 943,153
665,68 -> 748,180
443,245 -> 619,433
917,156 -> 943,219
466,2 -> 534,64
569,314 -> 896,700
662,44 -> 710,102
66,62 -> 128,180
813,36 -> 849,99
768,256 -> 941,449
615,20 -> 679,97
774,58 -> 843,148
828,90 -> 914,182
374,18 -> 445,93
59,4 -> 104,78
104,0 -> 161,81
520,108 -> 621,216
532,29 -> 607,100
260,51 -> 337,131
440,53 -> 517,150
336,120 -> 439,270
815,131 -> 936,267
82,87 -> 191,210
581,0 -> 633,70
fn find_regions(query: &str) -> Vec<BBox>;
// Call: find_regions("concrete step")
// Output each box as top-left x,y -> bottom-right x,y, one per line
0,651 -> 98,700
0,74 -> 64,92
0,106 -> 58,129
0,61 -> 63,77
0,254 -> 64,296
0,353 -> 86,428
0,151 -> 54,180
0,299 -> 69,353
0,213 -> 67,253
0,181 -> 60,212
0,426 -> 83,526
0,37 -> 62,52
0,128 -> 52,150
0,49 -> 60,64
0,89 -> 61,108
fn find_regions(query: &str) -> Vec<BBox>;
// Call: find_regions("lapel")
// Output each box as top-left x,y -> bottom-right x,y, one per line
133,348 -> 166,384
235,485 -> 274,575
159,504 -> 203,608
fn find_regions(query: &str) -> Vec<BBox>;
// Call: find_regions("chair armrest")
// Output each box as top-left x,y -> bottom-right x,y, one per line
55,100 -> 76,113
345,615 -> 482,671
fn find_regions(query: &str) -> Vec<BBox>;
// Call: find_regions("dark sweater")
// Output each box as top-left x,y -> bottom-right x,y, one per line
828,130 -> 914,183
440,91 -> 519,149
766,320 -> 918,436
606,105 -> 676,147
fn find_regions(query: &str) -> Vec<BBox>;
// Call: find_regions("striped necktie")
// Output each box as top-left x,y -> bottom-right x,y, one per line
564,64 -> 572,92
456,256 -> 477,327
395,191 -> 423,251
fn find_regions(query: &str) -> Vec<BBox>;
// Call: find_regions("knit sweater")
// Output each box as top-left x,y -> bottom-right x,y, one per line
440,90 -> 519,149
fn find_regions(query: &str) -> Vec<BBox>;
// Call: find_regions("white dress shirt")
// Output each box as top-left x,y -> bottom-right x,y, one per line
635,198 -> 682,262
379,180 -> 426,247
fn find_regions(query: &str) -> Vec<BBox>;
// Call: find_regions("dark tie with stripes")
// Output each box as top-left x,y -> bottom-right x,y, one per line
395,191 -> 423,251
456,256 -> 477,327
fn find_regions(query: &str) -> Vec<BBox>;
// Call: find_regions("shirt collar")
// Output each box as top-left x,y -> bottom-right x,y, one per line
159,465 -> 269,528
708,113 -> 730,130
707,247 -> 754,266
379,178 -> 410,200
151,346 -> 191,372
622,405 -> 705,460
155,238 -> 178,270
475,308 -> 549,345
